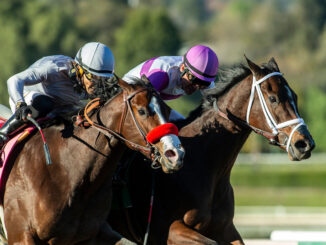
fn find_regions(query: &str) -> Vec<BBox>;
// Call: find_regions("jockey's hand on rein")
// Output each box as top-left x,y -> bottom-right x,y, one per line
15,102 -> 32,121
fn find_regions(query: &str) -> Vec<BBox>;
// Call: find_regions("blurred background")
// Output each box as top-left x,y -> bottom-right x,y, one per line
0,0 -> 325,243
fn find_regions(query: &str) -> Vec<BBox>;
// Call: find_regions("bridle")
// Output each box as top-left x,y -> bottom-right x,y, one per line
84,88 -> 159,156
214,72 -> 306,152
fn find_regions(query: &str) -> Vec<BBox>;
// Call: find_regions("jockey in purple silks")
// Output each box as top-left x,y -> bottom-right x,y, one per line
123,45 -> 219,121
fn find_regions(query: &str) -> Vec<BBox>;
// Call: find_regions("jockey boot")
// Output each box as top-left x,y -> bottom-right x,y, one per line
0,114 -> 24,146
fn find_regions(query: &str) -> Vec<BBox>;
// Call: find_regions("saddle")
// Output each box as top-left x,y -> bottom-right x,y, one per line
0,103 -> 58,201
0,116 -> 48,200
0,103 -> 92,201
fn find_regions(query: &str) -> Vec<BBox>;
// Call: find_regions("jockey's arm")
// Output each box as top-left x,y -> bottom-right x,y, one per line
123,70 -> 169,94
7,66 -> 46,108
146,70 -> 169,92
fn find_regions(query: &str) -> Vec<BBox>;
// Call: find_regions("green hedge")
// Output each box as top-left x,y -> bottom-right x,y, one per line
231,164 -> 326,206
231,164 -> 326,187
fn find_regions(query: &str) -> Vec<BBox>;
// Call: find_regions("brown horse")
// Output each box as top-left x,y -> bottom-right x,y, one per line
0,78 -> 185,244
108,57 -> 315,245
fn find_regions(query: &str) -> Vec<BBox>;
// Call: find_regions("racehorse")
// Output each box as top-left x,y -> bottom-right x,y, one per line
0,78 -> 185,244
108,57 -> 315,245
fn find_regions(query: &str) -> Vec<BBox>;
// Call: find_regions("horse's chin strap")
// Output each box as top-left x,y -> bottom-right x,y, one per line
214,71 -> 306,152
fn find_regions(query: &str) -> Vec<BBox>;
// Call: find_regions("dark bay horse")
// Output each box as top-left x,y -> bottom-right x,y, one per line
0,78 -> 185,244
108,57 -> 315,245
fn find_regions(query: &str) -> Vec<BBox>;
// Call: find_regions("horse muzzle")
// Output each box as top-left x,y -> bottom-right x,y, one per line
146,123 -> 185,173
286,125 -> 315,161
156,134 -> 185,173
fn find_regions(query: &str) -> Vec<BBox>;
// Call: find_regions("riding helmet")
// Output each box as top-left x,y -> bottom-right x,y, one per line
183,45 -> 218,82
75,42 -> 115,77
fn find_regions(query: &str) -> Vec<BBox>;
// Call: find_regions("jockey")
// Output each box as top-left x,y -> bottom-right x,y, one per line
122,44 -> 218,121
0,42 -> 115,145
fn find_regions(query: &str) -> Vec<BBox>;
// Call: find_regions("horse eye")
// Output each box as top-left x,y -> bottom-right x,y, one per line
138,108 -> 146,115
269,96 -> 277,103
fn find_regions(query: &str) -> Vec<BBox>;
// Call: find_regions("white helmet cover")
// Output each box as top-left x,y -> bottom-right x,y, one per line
75,42 -> 115,77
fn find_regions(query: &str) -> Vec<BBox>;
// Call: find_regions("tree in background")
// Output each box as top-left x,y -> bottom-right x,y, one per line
113,7 -> 181,76
0,0 -> 127,106
72,0 -> 127,49
292,0 -> 326,51
0,0 -> 30,104
0,0 -> 78,105
208,0 -> 296,64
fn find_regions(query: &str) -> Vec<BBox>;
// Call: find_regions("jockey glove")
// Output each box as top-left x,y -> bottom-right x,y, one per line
15,102 -> 32,121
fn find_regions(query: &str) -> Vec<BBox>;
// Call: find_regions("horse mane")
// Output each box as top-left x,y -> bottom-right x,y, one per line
91,75 -> 153,102
202,64 -> 251,107
176,61 -> 281,128
173,64 -> 250,128
202,61 -> 282,110
125,76 -> 155,90
90,75 -> 122,101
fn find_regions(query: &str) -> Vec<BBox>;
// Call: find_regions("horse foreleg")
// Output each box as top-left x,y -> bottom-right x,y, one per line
230,241 -> 244,245
167,220 -> 217,245
222,223 -> 244,245
7,233 -> 35,245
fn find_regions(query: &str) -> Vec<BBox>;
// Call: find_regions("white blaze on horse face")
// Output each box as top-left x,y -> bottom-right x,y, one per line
149,96 -> 168,124
160,134 -> 184,170
160,134 -> 182,150
285,85 -> 300,117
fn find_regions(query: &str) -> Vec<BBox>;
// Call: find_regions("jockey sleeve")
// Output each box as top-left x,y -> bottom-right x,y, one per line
7,55 -> 88,111
123,56 -> 214,101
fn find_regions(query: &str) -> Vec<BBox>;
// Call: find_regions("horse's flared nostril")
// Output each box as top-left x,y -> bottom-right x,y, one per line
165,149 -> 176,158
294,140 -> 308,153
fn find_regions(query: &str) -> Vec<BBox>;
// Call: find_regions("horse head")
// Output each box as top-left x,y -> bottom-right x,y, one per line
101,78 -> 185,173
243,56 -> 315,160
209,56 -> 315,161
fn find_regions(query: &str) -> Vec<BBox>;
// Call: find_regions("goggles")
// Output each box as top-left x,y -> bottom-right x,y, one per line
85,71 -> 106,83
183,68 -> 211,88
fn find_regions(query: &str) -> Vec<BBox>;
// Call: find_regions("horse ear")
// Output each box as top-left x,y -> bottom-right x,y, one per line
141,74 -> 151,84
244,54 -> 261,76
268,57 -> 280,72
118,78 -> 133,93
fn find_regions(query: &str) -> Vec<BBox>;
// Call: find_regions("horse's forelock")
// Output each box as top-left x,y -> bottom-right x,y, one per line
90,75 -> 122,101
125,76 -> 153,89
261,58 -> 280,73
126,77 -> 157,102
260,62 -> 297,104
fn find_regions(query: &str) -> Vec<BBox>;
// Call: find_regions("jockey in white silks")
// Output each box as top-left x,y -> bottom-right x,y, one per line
0,42 -> 115,146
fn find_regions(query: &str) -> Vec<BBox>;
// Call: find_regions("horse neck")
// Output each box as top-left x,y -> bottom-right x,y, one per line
70,95 -> 127,189
180,75 -> 253,177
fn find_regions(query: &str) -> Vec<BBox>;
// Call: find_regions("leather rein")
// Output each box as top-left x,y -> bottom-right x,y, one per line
213,102 -> 277,141
83,88 -> 155,155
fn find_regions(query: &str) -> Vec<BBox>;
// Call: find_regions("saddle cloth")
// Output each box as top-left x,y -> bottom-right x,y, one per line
0,117 -> 37,199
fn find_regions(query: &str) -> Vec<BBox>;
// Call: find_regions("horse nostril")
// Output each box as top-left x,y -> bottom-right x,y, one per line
294,140 -> 308,152
165,149 -> 176,159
